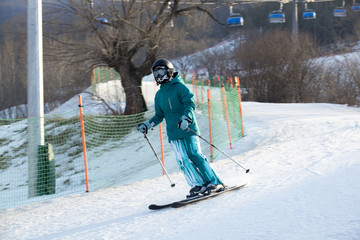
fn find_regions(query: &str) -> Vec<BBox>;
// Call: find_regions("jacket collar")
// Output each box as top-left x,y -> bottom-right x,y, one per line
160,72 -> 182,89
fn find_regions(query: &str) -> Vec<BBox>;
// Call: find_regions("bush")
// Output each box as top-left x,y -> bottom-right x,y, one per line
234,30 -> 321,103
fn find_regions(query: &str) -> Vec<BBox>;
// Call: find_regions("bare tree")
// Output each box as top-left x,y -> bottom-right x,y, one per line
173,55 -> 197,82
197,47 -> 232,84
0,21 -> 27,112
44,0 -> 222,115
317,55 -> 360,106
234,30 -> 320,103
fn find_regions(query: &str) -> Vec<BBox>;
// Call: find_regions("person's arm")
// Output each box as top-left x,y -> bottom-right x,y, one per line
149,93 -> 164,126
178,84 -> 195,120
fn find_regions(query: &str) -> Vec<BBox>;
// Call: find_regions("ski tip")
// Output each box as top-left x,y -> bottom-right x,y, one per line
148,203 -> 172,210
148,204 -> 159,210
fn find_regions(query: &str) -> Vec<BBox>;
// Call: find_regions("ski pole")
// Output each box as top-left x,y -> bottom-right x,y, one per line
143,133 -> 176,187
187,128 -> 250,174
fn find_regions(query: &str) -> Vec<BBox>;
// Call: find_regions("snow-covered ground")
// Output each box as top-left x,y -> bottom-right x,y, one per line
1,101 -> 360,240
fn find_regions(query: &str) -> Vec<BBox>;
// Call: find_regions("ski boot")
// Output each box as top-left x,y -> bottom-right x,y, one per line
187,186 -> 207,198
202,184 -> 226,196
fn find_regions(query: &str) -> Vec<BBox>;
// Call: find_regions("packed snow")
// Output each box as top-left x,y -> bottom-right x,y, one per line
1,100 -> 360,240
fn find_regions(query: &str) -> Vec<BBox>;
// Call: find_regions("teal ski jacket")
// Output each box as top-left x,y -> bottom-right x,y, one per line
149,73 -> 200,142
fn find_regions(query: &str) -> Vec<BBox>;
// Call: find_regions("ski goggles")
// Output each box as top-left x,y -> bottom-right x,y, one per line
153,67 -> 167,78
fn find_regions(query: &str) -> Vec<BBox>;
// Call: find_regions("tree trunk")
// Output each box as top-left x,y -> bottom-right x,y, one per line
117,67 -> 148,115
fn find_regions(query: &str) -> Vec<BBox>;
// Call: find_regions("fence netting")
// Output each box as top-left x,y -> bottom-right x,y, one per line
0,77 -> 244,209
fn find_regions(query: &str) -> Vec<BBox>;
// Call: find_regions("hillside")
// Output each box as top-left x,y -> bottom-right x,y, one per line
1,102 -> 360,240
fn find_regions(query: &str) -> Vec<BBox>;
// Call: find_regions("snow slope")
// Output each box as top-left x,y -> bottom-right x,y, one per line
1,102 -> 360,240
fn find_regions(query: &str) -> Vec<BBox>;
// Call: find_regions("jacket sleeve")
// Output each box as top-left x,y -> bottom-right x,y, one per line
178,83 -> 196,121
149,92 -> 164,126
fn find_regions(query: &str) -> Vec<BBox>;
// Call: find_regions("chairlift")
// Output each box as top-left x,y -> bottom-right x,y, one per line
303,11 -> 316,20
94,17 -> 108,29
333,7 -> 347,17
269,3 -> 285,24
96,17 -> 108,24
351,0 -> 360,12
303,4 -> 316,20
334,0 -> 346,17
227,15 -> 244,27
227,6 -> 244,27
269,11 -> 285,23
352,4 -> 360,12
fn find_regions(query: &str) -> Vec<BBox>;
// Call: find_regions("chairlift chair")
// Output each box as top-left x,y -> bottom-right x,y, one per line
333,7 -> 347,17
303,3 -> 316,20
303,10 -> 316,20
351,0 -> 360,12
269,10 -> 285,23
334,0 -> 346,17
227,15 -> 244,27
96,17 -> 108,24
352,4 -> 360,12
94,17 -> 109,29
269,2 -> 285,24
227,6 -> 244,27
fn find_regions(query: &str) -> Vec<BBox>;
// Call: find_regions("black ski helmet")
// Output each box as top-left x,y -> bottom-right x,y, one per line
151,59 -> 174,84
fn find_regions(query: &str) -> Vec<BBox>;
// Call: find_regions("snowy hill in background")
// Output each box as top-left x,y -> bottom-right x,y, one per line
1,102 -> 360,240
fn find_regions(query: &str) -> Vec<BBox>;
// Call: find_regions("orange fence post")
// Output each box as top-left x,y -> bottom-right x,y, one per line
200,77 -> 204,105
78,95 -> 89,192
194,76 -> 199,106
91,67 -> 95,94
159,123 -> 165,175
97,67 -> 101,84
97,68 -> 100,83
221,84 -> 233,149
235,76 -> 245,137
101,66 -> 105,82
192,73 -> 195,94
207,89 -> 213,162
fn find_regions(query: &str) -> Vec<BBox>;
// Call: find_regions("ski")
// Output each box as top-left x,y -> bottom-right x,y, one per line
148,184 -> 246,210
171,184 -> 246,208
148,194 -> 204,210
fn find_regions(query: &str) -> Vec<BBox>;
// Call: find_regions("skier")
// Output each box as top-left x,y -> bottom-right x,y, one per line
137,59 -> 224,197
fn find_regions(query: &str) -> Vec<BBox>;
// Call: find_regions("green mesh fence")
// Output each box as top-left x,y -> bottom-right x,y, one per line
0,111 -> 86,209
0,78 -> 244,209
91,66 -> 120,95
193,81 -> 244,161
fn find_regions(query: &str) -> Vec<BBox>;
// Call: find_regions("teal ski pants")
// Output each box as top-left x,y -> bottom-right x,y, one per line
170,135 -> 222,187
